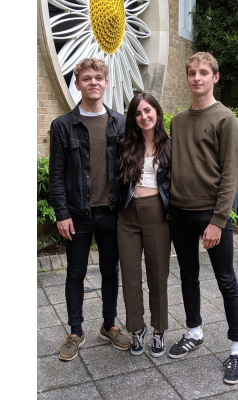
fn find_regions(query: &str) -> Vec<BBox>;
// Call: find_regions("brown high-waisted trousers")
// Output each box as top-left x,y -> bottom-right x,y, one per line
117,194 -> 171,333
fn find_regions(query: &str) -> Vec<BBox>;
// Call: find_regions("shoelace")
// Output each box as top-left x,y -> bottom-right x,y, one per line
133,332 -> 145,350
149,334 -> 162,349
223,354 -> 238,370
114,329 -> 124,340
177,334 -> 187,345
65,337 -> 78,348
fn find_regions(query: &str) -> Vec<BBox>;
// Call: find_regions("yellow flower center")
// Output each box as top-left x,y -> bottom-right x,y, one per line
89,0 -> 125,55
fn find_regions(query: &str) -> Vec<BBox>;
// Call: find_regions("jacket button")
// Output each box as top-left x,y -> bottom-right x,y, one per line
86,194 -> 89,197
86,155 -> 89,158
87,175 -> 89,178
86,213 -> 89,215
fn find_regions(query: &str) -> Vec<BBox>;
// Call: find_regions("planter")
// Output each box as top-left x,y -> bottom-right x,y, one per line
37,221 -> 57,250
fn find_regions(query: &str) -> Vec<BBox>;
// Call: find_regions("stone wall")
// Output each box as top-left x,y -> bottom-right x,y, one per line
160,0 -> 195,113
37,41 -> 65,157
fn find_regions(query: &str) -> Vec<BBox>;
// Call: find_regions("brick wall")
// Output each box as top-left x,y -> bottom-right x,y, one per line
37,41 -> 65,157
160,0 -> 194,113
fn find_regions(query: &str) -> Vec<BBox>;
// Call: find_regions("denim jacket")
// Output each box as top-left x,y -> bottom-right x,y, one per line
49,103 -> 125,221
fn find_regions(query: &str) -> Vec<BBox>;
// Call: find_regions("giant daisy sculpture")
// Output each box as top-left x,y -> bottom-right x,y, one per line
48,0 -> 151,113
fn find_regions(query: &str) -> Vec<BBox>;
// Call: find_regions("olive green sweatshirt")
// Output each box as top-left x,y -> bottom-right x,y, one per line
170,102 -> 238,228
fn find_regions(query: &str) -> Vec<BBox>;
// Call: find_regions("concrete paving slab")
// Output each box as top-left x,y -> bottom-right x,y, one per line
90,251 -> 99,264
88,253 -> 92,265
168,284 -> 183,305
199,252 -> 212,265
80,344 -> 154,380
83,289 -> 101,299
209,297 -> 225,313
54,303 -> 68,325
37,288 -> 50,307
37,325 -> 67,357
96,367 -> 181,400
159,355 -> 236,399
168,272 -> 181,286
37,354 -> 91,393
37,382 -> 102,400
200,279 -> 222,299
202,321 -> 230,353
169,299 -> 226,328
233,235 -> 238,248
204,390 -> 238,399
50,255 -> 63,270
86,276 -> 102,290
233,261 -> 238,273
83,297 -> 104,321
40,256 -> 52,271
170,266 -> 214,282
37,305 -> 61,329
60,254 -> 67,268
38,270 -> 66,287
169,257 -> 180,269
37,258 -> 41,272
44,285 -> 65,305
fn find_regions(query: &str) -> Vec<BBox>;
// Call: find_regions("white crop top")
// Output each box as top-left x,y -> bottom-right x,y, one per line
136,157 -> 159,188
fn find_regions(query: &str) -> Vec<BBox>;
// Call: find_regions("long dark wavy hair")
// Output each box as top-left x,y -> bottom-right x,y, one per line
116,93 -> 171,183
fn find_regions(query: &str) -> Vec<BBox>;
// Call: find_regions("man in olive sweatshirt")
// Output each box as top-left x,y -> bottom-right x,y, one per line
168,52 -> 238,385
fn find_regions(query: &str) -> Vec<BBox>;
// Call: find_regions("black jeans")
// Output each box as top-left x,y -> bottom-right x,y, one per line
65,207 -> 119,328
170,207 -> 238,341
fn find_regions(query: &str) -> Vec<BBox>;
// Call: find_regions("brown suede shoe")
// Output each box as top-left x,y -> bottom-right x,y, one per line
99,326 -> 131,350
59,333 -> 85,361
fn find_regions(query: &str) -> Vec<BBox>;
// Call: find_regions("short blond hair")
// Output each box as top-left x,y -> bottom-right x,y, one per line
73,58 -> 109,81
185,52 -> 219,76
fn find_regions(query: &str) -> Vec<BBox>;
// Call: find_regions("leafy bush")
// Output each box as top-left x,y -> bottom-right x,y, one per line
230,209 -> 238,227
163,106 -> 185,133
230,108 -> 238,119
37,152 -> 56,226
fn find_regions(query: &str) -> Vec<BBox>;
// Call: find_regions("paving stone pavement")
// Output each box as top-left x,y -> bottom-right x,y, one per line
37,241 -> 238,400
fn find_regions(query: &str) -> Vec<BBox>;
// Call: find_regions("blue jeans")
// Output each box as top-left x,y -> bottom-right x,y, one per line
170,207 -> 238,341
65,207 -> 119,328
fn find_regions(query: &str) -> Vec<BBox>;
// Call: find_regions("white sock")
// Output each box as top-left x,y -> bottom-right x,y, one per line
186,326 -> 202,340
230,341 -> 238,356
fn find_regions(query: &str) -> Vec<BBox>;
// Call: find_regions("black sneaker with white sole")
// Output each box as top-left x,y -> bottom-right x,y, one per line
168,333 -> 204,359
149,331 -> 166,358
223,354 -> 238,384
131,323 -> 147,356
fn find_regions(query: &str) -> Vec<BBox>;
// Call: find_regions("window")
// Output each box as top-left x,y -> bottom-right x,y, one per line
179,0 -> 196,41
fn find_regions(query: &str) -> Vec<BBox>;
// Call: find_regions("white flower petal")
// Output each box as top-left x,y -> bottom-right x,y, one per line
117,50 -> 134,106
61,33 -> 93,74
121,42 -> 144,91
124,0 -> 150,16
49,0 -> 88,11
126,17 -> 151,38
124,32 -> 149,65
58,32 -> 92,67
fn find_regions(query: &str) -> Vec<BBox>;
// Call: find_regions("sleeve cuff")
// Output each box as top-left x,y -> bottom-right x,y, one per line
210,214 -> 228,229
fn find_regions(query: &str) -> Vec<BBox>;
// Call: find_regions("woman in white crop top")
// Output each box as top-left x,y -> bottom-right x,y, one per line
117,93 -> 171,358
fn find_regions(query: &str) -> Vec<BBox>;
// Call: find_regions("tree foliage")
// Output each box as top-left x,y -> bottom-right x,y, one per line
191,0 -> 238,88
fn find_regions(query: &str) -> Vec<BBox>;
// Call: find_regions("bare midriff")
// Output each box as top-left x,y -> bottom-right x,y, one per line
134,186 -> 159,198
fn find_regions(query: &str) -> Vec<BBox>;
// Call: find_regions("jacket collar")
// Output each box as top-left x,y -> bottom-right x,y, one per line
72,101 -> 119,124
